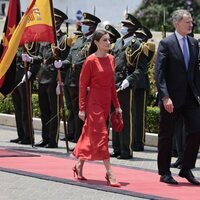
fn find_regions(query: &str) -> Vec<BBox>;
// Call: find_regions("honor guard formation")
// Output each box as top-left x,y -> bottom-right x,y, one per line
2,3 -> 200,187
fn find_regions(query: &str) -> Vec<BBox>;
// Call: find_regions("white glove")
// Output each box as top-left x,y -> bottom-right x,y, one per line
56,82 -> 61,95
78,111 -> 86,121
115,107 -> 122,114
54,60 -> 62,69
120,79 -> 129,90
22,53 -> 33,63
21,71 -> 32,83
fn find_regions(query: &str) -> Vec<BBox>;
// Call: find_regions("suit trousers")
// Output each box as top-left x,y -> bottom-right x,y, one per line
158,92 -> 200,175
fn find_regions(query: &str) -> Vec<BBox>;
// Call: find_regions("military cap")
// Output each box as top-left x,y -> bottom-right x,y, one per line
82,12 -> 101,25
121,13 -> 142,29
135,26 -> 152,39
54,8 -> 68,22
105,24 -> 121,40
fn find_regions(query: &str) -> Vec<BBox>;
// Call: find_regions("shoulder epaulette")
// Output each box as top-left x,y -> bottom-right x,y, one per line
142,41 -> 156,59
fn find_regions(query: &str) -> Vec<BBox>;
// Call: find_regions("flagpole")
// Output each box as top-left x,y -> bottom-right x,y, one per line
23,58 -> 34,147
49,0 -> 69,153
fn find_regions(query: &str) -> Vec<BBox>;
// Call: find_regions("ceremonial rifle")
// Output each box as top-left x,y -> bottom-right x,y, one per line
50,0 -> 69,153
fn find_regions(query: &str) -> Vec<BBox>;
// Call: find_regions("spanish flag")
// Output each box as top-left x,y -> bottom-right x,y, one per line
0,0 -> 21,95
20,0 -> 55,44
0,0 -> 36,80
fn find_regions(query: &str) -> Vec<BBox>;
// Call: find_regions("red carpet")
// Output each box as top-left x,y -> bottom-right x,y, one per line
0,148 -> 199,200
0,148 -> 40,157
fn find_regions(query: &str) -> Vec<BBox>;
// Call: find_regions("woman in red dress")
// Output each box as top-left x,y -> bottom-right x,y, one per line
73,29 -> 122,187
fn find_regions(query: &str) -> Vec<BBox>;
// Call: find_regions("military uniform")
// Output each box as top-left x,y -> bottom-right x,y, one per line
111,14 -> 149,159
62,12 -> 101,142
11,44 -> 41,144
36,9 -> 70,148
132,26 -> 155,151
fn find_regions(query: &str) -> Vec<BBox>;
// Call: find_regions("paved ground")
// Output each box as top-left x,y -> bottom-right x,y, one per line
0,125 -> 199,200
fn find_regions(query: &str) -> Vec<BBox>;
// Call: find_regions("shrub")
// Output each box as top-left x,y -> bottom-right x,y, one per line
146,106 -> 160,133
32,93 -> 40,118
0,95 -> 15,114
0,94 -> 160,133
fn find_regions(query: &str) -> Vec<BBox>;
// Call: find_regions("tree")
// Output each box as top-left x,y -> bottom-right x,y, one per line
134,0 -> 200,33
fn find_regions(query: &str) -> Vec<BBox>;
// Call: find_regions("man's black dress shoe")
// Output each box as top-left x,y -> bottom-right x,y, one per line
35,141 -> 48,147
117,155 -> 133,160
170,158 -> 183,168
179,169 -> 200,185
133,145 -> 144,152
160,175 -> 178,185
110,152 -> 120,158
46,143 -> 58,148
19,139 -> 32,145
171,150 -> 178,158
60,137 -> 75,142
60,137 -> 66,141
10,138 -> 21,143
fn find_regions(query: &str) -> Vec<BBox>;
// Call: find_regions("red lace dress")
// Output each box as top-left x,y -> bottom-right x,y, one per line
73,54 -> 120,160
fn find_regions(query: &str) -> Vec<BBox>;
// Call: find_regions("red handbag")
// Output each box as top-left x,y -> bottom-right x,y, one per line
110,112 -> 123,132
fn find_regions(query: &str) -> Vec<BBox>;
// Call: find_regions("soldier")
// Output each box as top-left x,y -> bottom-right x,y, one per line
60,23 -> 83,142
62,12 -> 101,142
110,13 -> 149,159
35,9 -> 70,148
10,43 -> 41,145
132,26 -> 155,151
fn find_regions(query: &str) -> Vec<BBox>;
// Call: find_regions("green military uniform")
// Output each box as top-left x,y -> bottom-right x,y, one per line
36,9 -> 70,148
62,12 -> 101,142
11,44 -> 41,144
132,26 -> 155,151
111,13 -> 149,159
112,37 -> 149,158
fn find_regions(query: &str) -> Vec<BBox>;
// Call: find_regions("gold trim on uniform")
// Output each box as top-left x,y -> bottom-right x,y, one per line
56,94 -> 60,143
142,90 -> 146,144
129,89 -> 133,155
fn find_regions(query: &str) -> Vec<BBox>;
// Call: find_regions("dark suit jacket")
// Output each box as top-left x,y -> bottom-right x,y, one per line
155,33 -> 200,109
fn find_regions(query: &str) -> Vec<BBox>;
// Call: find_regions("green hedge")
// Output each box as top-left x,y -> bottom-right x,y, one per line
146,106 -> 160,133
0,94 -> 40,118
0,94 -> 160,133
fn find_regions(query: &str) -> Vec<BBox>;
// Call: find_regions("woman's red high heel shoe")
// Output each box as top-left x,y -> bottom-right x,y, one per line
105,173 -> 120,187
72,166 -> 87,180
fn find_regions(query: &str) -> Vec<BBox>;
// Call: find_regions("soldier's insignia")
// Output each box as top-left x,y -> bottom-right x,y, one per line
105,25 -> 109,30
131,38 -> 136,43
83,13 -> 87,19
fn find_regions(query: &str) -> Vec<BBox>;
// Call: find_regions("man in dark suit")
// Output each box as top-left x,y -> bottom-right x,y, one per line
155,9 -> 200,185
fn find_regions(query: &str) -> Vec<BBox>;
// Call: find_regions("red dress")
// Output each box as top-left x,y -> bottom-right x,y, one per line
73,54 -> 120,160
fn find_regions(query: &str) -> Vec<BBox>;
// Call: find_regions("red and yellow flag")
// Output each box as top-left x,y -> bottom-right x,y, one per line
0,0 -> 36,80
20,0 -> 55,44
0,0 -> 21,95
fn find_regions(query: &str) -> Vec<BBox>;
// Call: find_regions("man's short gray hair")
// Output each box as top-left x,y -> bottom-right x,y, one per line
172,9 -> 191,27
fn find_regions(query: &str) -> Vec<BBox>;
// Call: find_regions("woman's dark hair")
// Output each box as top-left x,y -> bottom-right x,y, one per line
88,29 -> 108,55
